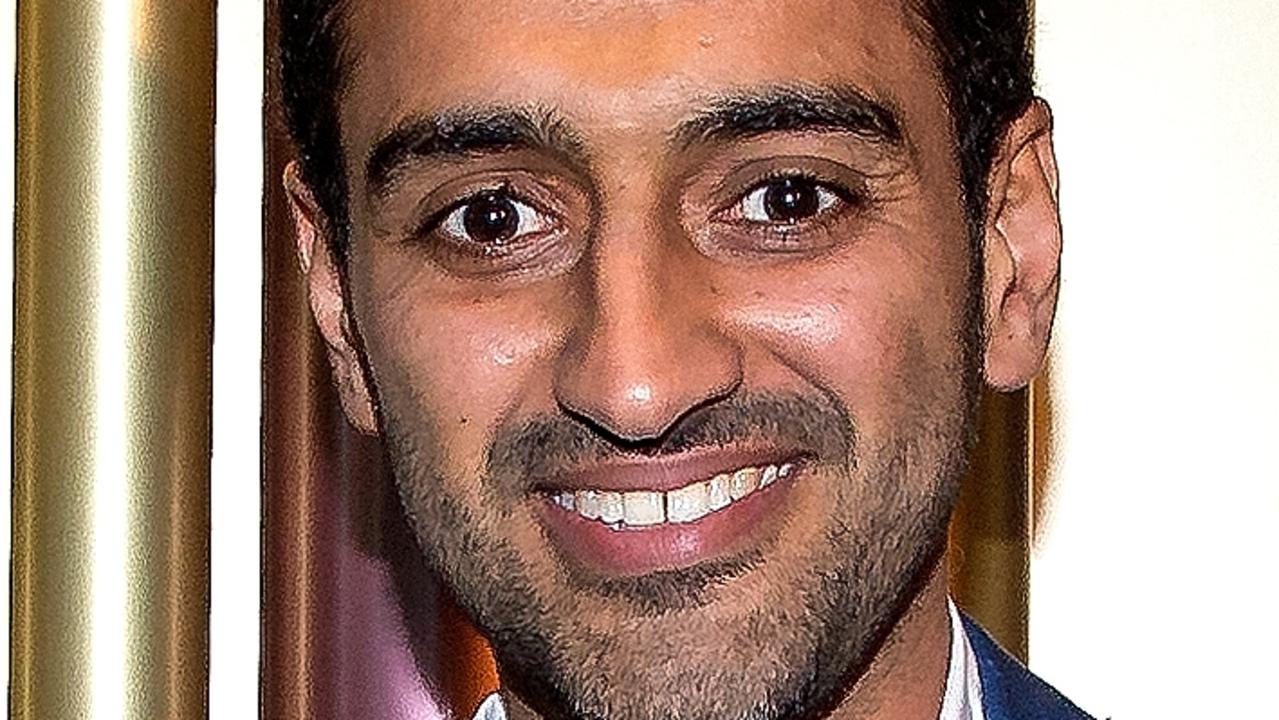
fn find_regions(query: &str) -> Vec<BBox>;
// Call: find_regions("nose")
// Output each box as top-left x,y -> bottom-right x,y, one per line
554,240 -> 742,445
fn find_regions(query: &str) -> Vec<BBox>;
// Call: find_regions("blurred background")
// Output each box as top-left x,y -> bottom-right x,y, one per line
3,1 -> 1277,718
1031,1 -> 1279,716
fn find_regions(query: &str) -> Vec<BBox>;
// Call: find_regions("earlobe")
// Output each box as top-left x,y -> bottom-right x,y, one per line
981,100 -> 1063,391
283,161 -> 379,434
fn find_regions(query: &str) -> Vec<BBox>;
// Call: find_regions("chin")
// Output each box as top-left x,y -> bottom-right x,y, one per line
383,387 -> 972,720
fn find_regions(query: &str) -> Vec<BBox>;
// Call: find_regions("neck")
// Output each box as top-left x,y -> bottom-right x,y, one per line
822,556 -> 953,720
501,556 -> 954,720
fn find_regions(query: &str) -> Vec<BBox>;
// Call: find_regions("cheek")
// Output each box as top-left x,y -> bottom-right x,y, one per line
722,254 -> 964,420
728,290 -> 912,408
351,255 -> 569,466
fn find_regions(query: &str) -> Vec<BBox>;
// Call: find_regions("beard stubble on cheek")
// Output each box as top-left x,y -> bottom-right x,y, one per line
378,363 -> 979,720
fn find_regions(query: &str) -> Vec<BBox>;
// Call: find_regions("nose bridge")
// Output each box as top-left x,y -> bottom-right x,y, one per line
555,220 -> 741,443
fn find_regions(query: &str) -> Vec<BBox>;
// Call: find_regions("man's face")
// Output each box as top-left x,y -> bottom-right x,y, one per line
325,2 -> 988,718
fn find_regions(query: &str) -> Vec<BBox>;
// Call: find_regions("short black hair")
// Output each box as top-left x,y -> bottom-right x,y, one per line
908,0 -> 1035,236
279,0 -> 1034,247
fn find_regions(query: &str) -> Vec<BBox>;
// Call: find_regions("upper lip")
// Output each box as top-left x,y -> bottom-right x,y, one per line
532,445 -> 806,495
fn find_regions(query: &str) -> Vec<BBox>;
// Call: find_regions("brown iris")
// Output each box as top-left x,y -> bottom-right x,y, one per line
763,177 -> 822,223
462,191 -> 520,245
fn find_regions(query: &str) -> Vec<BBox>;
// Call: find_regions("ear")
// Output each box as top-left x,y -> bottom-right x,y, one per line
980,99 -> 1062,391
284,161 -> 378,433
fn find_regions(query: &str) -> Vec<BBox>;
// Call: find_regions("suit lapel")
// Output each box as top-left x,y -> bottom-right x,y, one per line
960,614 -> 1096,720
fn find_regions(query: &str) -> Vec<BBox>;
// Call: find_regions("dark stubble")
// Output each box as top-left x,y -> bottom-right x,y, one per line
382,357 -> 979,720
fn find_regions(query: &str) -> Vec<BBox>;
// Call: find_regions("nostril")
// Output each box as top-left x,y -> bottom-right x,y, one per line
555,374 -> 744,453
554,398 -> 671,452
552,295 -> 745,450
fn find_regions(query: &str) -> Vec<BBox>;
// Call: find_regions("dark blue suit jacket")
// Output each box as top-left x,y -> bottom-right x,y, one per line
962,616 -> 1096,720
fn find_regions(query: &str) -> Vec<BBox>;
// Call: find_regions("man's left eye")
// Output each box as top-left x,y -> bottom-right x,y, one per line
736,176 -> 844,225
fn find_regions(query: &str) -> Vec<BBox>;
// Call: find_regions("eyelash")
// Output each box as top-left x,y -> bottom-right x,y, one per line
411,184 -> 554,250
723,170 -> 864,225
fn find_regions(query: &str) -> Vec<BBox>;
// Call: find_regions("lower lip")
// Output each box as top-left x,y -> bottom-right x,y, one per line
534,472 -> 799,577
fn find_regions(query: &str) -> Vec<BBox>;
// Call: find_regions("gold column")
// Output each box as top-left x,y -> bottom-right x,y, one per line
949,388 -> 1032,662
12,1 -> 214,717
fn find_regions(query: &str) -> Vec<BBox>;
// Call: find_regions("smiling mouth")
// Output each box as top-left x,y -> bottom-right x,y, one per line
544,461 -> 797,530
531,447 -> 809,576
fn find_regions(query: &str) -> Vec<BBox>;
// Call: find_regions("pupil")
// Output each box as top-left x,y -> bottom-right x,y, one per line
463,193 -> 519,244
763,178 -> 819,223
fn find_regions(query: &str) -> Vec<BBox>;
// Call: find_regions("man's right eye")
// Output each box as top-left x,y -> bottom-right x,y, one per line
426,190 -> 557,252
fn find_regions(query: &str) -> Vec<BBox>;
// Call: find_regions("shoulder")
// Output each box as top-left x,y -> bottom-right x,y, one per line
961,615 -> 1097,720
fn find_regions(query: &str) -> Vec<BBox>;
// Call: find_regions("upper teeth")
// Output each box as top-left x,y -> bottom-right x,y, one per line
552,462 -> 794,531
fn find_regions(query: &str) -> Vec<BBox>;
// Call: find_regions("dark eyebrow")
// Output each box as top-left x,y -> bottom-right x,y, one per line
671,84 -> 906,152
365,107 -> 587,198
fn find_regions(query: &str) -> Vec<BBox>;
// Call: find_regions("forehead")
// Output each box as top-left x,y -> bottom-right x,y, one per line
336,1 -> 946,151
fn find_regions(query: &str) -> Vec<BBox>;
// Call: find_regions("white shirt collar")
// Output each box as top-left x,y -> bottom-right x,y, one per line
472,598 -> 985,720
473,692 -> 506,720
939,597 -> 986,720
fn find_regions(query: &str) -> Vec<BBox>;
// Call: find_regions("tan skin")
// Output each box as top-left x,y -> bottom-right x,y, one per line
288,1 -> 1061,718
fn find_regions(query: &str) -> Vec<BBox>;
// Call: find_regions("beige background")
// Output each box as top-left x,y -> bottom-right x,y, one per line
1032,1 -> 1279,717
